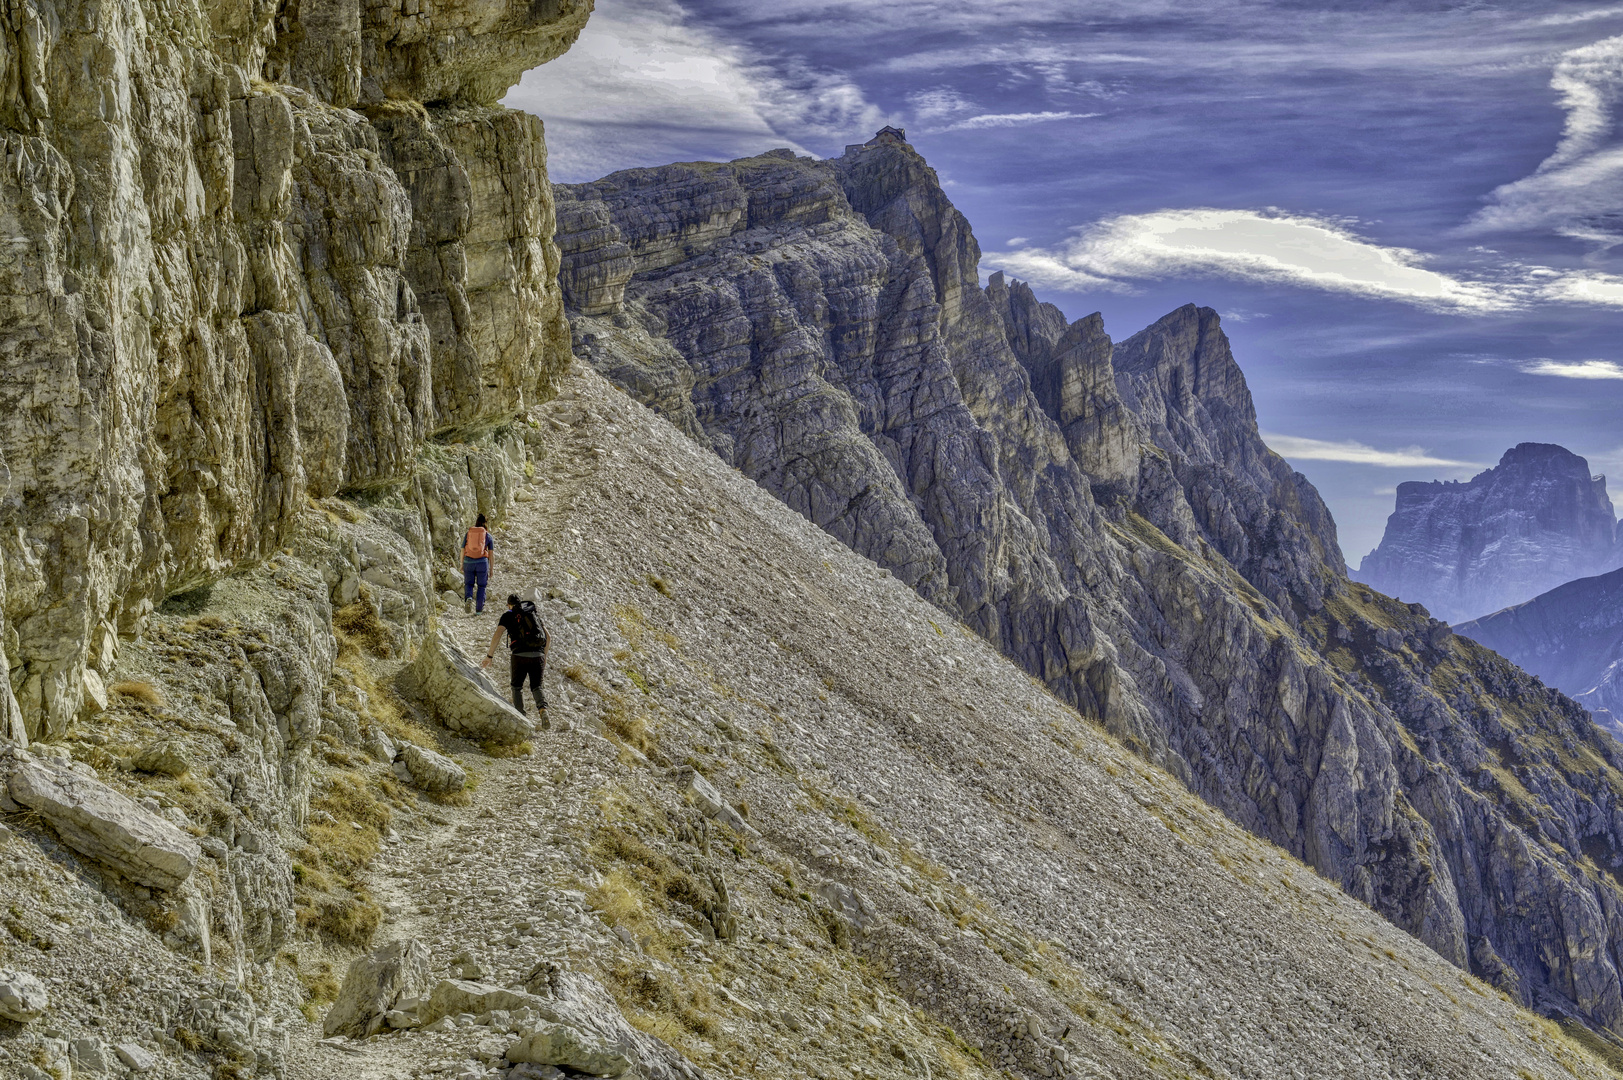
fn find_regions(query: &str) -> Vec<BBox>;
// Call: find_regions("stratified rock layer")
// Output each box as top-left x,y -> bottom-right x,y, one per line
1357,443 -> 1619,623
0,0 -> 582,745
556,137 -> 1623,1038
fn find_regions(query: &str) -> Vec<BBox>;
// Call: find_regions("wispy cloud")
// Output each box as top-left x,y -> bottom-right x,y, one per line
1466,35 -> 1623,247
1522,359 -> 1623,379
1263,434 -> 1478,469
503,0 -> 891,180
986,209 -> 1515,312
907,87 -> 974,121
986,207 -> 1623,312
941,110 -> 1101,131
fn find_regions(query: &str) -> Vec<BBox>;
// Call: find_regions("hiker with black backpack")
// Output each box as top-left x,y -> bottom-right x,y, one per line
481,593 -> 549,725
459,514 -> 495,614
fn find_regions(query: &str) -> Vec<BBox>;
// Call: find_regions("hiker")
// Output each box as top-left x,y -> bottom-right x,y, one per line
481,592 -> 549,723
459,514 -> 494,614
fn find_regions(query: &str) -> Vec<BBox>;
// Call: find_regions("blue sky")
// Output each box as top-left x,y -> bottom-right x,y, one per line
507,0 -> 1623,561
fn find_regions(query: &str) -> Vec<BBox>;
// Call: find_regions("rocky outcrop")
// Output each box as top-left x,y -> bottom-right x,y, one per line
0,0 -> 580,746
986,273 -> 1138,494
1456,565 -> 1623,733
406,624 -> 535,744
324,939 -> 432,1038
1,751 -> 200,890
0,969 -> 49,1023
1357,443 -> 1620,623
555,134 -> 1623,1039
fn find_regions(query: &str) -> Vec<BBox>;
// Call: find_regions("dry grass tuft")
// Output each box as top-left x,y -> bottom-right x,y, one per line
333,597 -> 392,658
307,771 -> 390,876
334,651 -> 436,751
110,680 -> 164,707
481,738 -> 533,759
606,957 -> 721,1043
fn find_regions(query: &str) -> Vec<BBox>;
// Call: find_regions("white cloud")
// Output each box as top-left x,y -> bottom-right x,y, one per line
503,0 -> 890,181
1541,270 -> 1623,304
986,209 -> 1515,312
1466,35 -> 1623,246
1005,236 -> 1030,246
1522,359 -> 1623,379
1534,6 -> 1623,27
941,110 -> 1102,131
907,87 -> 974,121
1263,434 -> 1478,469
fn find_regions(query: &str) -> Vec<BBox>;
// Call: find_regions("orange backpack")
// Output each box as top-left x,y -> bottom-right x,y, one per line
463,527 -> 488,558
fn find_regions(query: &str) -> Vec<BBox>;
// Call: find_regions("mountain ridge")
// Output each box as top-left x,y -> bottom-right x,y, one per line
556,134 -> 1623,1041
3,4 -> 1623,1075
1457,565 -> 1623,736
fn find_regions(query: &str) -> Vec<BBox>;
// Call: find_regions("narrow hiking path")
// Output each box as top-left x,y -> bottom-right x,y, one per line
288,371 -> 646,1080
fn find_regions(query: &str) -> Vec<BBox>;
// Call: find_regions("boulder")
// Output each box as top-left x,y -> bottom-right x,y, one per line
113,1043 -> 156,1072
676,768 -> 759,840
4,754 -> 199,890
407,625 -> 534,745
0,968 -> 49,1021
506,1023 -> 633,1077
816,882 -> 876,930
69,1037 -> 109,1073
398,744 -> 467,794
508,1065 -> 567,1080
324,939 -> 432,1038
421,979 -> 547,1024
132,740 -> 191,777
366,728 -> 397,763
79,669 -> 108,722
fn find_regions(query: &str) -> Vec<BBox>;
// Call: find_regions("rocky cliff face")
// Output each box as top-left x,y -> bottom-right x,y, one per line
557,135 -> 1623,1040
0,0 -> 584,747
1457,566 -> 1623,735
1357,443 -> 1620,624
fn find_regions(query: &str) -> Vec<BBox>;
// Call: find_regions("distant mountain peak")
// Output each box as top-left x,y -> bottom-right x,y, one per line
1356,442 -> 1618,623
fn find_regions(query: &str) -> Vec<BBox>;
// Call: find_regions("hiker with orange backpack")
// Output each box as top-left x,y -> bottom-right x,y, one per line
459,514 -> 495,614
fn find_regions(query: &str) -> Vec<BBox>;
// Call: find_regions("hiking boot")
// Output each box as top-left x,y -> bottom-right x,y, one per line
464,596 -> 473,615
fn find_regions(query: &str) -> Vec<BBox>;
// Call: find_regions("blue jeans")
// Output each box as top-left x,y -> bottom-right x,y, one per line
462,557 -> 489,611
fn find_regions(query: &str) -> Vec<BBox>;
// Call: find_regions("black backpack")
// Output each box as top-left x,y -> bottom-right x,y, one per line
512,600 -> 547,653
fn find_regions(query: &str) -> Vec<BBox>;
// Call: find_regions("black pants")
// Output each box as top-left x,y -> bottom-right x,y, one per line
510,654 -> 545,714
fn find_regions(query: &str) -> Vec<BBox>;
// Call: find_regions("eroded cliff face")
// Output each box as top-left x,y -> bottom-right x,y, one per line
1357,442 -> 1620,624
0,0 -> 583,745
556,135 -> 1623,1038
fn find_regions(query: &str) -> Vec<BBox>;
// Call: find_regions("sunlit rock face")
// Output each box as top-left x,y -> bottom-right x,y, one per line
1357,443 -> 1620,625
0,0 -> 584,742
556,134 -> 1623,1038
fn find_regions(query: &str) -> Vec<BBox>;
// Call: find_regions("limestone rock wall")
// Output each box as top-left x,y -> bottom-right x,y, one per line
0,0 -> 579,744
556,137 -> 1623,1038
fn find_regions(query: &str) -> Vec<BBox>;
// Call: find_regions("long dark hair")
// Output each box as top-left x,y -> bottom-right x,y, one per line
475,513 -> 487,528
